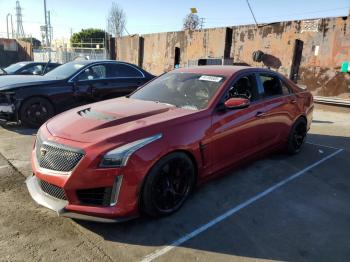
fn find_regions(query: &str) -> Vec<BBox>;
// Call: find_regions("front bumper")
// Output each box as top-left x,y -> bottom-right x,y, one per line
26,175 -> 134,223
0,103 -> 15,120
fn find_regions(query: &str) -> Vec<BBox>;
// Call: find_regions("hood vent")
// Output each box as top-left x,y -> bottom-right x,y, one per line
77,108 -> 118,121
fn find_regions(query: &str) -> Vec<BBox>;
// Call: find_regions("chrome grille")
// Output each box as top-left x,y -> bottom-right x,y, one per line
35,135 -> 84,172
39,179 -> 67,200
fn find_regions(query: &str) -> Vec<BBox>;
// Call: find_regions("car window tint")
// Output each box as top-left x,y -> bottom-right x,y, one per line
226,74 -> 259,102
22,65 -> 43,75
44,64 -> 57,73
281,79 -> 292,95
259,74 -> 284,97
78,65 -> 106,81
108,64 -> 143,78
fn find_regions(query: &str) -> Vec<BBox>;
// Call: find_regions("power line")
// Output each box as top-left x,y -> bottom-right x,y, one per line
246,0 -> 259,27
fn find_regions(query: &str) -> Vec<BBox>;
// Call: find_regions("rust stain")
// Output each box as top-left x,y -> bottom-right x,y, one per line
115,16 -> 350,99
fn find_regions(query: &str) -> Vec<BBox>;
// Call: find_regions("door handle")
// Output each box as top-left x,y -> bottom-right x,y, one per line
290,99 -> 297,104
256,111 -> 266,117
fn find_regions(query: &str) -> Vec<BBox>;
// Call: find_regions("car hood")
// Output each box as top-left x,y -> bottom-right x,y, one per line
0,75 -> 59,91
46,97 -> 196,143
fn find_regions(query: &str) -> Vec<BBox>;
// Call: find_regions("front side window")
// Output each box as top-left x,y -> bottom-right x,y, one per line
21,65 -> 43,75
77,65 -> 107,81
130,72 -> 225,110
260,74 -> 287,97
45,61 -> 85,80
225,74 -> 260,102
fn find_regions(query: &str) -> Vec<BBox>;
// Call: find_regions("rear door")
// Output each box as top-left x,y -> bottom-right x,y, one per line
256,73 -> 298,147
207,73 -> 269,176
92,63 -> 146,100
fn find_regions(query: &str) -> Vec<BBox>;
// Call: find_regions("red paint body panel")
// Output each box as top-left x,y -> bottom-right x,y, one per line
31,66 -> 314,220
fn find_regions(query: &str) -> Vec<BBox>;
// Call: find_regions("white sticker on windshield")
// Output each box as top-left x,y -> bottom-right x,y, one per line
199,75 -> 223,82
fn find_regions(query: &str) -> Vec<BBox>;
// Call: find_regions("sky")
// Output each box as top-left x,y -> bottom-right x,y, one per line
0,0 -> 349,41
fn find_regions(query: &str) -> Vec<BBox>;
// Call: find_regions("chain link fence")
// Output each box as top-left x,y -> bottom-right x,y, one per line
33,47 -> 107,63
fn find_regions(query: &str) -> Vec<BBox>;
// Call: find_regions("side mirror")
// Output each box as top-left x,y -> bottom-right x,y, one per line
224,98 -> 250,109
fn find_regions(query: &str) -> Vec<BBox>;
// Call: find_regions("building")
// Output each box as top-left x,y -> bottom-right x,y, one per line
116,15 -> 350,100
0,38 -> 32,67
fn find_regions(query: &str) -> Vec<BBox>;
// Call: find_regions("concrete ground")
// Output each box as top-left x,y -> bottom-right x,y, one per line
0,103 -> 349,262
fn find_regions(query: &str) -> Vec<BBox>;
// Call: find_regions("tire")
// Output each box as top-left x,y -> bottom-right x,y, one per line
140,152 -> 196,217
19,97 -> 54,128
287,117 -> 307,154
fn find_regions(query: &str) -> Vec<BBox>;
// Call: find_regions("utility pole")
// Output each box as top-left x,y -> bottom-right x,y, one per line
6,13 -> 11,39
48,11 -> 52,46
43,0 -> 51,59
6,13 -> 15,39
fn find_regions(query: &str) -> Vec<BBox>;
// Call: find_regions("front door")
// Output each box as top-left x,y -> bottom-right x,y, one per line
207,73 -> 268,175
72,64 -> 107,105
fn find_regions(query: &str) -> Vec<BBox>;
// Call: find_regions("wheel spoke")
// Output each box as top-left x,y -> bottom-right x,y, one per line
152,157 -> 193,212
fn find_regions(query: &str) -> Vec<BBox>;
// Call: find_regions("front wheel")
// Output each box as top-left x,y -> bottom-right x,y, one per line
140,152 -> 195,217
287,117 -> 307,154
19,97 -> 54,128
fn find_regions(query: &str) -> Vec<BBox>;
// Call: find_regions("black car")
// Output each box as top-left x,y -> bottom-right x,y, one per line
0,60 -> 154,127
2,61 -> 61,75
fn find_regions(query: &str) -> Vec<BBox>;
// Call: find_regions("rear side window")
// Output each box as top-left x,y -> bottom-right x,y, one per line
259,74 -> 289,97
108,64 -> 143,78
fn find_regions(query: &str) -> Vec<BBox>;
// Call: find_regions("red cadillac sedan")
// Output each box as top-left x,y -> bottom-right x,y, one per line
26,66 -> 313,222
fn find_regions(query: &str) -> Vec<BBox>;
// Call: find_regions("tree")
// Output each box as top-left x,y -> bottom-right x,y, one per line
183,13 -> 200,31
107,2 -> 126,37
70,28 -> 106,48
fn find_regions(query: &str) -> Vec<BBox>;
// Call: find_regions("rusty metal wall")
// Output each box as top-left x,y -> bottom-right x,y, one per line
0,38 -> 33,67
115,16 -> 350,99
230,17 -> 350,99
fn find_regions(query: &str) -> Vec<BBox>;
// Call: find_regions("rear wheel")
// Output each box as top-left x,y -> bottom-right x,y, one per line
141,152 -> 195,217
19,97 -> 54,128
287,117 -> 307,154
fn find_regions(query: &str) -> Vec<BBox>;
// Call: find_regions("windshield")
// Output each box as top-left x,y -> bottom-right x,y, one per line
44,62 -> 85,80
4,62 -> 27,74
130,72 -> 225,110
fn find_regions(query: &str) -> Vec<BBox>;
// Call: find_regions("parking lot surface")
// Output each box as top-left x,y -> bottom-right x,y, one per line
0,104 -> 349,262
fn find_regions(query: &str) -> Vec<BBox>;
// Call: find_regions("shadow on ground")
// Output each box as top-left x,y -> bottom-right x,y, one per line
0,122 -> 37,136
75,134 -> 350,261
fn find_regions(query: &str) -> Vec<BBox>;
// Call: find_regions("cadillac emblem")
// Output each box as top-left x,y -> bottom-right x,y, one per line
40,148 -> 47,157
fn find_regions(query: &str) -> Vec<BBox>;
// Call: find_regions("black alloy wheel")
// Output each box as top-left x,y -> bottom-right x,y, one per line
141,152 -> 195,217
287,117 -> 307,154
20,97 -> 54,128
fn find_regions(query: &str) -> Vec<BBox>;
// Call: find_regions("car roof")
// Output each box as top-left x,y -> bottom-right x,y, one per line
174,66 -> 273,78
66,60 -> 134,66
14,61 -> 60,65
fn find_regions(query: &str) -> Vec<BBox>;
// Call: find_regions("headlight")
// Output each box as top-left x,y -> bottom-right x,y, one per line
100,134 -> 162,168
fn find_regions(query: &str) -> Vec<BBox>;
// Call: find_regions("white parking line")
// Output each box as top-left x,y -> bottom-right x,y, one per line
0,165 -> 8,170
141,148 -> 343,262
306,141 -> 342,150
